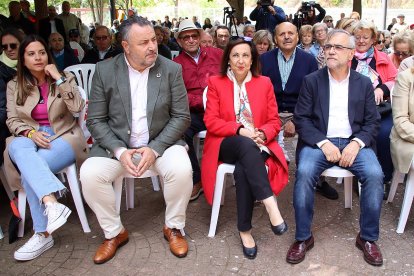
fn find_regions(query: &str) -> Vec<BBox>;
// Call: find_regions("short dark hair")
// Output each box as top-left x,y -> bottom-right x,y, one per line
220,38 -> 260,77
119,16 -> 153,42
1,27 -> 25,43
215,25 -> 230,38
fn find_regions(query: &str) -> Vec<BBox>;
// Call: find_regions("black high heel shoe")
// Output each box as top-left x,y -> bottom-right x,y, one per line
239,233 -> 257,259
270,221 -> 288,235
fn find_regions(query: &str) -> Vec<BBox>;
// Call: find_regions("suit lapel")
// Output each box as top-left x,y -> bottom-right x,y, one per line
274,49 -> 283,91
116,56 -> 132,128
146,59 -> 162,129
319,68 -> 330,132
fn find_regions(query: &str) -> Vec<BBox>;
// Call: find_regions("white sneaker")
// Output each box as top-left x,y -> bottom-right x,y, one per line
14,233 -> 54,261
44,202 -> 72,234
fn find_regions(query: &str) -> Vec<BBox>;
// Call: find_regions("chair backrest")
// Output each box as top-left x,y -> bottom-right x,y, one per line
65,64 -> 96,97
203,86 -> 208,110
171,50 -> 180,59
77,86 -> 91,143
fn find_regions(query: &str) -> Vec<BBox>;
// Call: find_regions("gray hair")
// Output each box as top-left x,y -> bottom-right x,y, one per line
252,30 -> 274,50
352,20 -> 377,40
119,16 -> 153,42
312,22 -> 328,35
94,25 -> 111,37
392,31 -> 414,54
326,29 -> 355,49
243,24 -> 255,34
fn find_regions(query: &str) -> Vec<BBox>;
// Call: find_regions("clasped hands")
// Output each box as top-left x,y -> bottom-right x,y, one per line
321,140 -> 360,167
120,147 -> 156,177
239,127 -> 267,145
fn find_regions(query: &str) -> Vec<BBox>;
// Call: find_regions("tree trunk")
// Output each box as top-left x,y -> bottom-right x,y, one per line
353,0 -> 362,18
34,0 -> 48,20
174,0 -> 179,19
226,0 -> 244,21
88,0 -> 96,23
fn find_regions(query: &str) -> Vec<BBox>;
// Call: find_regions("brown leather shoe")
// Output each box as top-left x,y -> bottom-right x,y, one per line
286,235 -> 314,264
355,233 -> 383,266
190,182 -> 203,201
93,229 -> 129,264
163,225 -> 188,258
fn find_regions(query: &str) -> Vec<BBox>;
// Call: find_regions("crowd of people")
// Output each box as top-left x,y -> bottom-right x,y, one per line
1,0 -> 414,270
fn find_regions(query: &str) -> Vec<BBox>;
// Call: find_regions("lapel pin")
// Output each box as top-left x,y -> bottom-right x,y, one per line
156,72 -> 161,78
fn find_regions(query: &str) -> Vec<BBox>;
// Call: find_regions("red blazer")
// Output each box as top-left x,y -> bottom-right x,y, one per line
201,75 -> 289,205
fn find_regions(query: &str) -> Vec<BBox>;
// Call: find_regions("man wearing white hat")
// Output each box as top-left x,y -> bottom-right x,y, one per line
391,14 -> 409,34
173,19 -> 223,201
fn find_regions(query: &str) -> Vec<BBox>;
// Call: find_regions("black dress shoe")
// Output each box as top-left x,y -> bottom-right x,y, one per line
316,181 -> 339,200
286,235 -> 314,264
271,221 -> 288,235
355,233 -> 383,266
239,234 -> 257,259
383,181 -> 391,200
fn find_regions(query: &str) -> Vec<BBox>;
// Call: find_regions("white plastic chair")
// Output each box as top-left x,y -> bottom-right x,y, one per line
171,50 -> 179,59
65,64 -> 96,97
193,87 -> 208,161
113,170 -> 162,213
387,168 -> 414,234
321,166 -> 354,209
18,87 -> 91,237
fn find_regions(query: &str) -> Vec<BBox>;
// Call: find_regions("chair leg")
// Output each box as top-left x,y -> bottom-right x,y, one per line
64,165 -> 91,233
18,190 -> 26,238
125,178 -> 135,210
336,177 -> 343,184
388,170 -> 404,203
113,177 -> 123,214
344,177 -> 352,209
193,136 -> 200,162
208,168 -> 226,238
396,170 -> 414,234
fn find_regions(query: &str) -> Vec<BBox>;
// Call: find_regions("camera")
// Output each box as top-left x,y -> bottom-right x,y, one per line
300,1 -> 315,13
224,7 -> 235,15
259,0 -> 272,7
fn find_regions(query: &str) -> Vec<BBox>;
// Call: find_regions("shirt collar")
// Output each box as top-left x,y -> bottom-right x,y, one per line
184,47 -> 201,61
327,68 -> 351,84
278,47 -> 297,62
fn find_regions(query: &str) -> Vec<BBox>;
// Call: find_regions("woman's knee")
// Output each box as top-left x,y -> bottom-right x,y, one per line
8,137 -> 36,159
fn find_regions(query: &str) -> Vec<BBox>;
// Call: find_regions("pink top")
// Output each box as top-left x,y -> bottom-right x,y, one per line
31,82 -> 50,126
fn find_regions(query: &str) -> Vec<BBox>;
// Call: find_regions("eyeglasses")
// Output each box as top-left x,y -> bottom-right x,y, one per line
2,43 -> 18,50
179,34 -> 199,42
377,40 -> 386,44
95,36 -> 109,41
323,44 -> 354,52
394,51 -> 410,57
325,19 -> 333,22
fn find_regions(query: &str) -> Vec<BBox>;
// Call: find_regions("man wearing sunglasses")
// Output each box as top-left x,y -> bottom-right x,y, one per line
173,19 -> 223,201
288,29 -> 384,266
82,26 -> 122,64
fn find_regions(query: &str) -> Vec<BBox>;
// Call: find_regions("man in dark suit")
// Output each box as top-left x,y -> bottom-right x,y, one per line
286,29 -> 384,266
39,5 -> 66,44
261,22 -> 338,199
49,32 -> 79,71
80,16 -> 192,264
82,26 -> 122,64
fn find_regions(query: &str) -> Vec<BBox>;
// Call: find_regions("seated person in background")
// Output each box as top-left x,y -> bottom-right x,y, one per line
287,29 -> 384,266
4,34 -> 87,261
390,65 -> 414,180
297,24 -> 313,52
309,23 -> 328,68
154,25 -> 172,59
68,28 -> 90,52
173,19 -> 223,201
80,17 -> 192,264
214,25 -> 230,50
252,29 -> 273,55
242,24 -> 255,38
388,31 -> 413,69
162,26 -> 180,51
38,5 -> 66,44
82,26 -> 122,64
202,38 -> 289,260
49,32 -> 79,71
200,31 -> 214,48
322,15 -> 334,30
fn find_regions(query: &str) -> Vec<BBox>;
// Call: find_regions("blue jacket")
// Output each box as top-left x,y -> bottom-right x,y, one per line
260,48 -> 318,113
249,5 -> 285,33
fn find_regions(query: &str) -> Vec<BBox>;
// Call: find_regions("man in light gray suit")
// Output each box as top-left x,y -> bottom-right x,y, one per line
80,17 -> 192,264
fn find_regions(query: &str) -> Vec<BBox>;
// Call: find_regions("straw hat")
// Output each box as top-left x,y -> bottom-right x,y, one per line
174,19 -> 202,39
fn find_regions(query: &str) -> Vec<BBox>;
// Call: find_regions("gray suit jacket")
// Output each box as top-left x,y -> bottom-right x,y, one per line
87,54 -> 190,157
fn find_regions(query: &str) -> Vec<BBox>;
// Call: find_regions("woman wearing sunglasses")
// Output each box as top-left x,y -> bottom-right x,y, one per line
1,28 -> 25,164
375,30 -> 390,54
389,31 -> 414,69
4,35 -> 88,261
351,21 -> 398,198
201,38 -> 289,259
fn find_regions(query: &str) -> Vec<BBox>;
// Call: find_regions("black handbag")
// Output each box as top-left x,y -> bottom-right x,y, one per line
377,100 -> 392,117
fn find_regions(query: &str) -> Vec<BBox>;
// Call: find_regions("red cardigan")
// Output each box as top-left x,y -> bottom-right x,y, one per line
201,75 -> 289,205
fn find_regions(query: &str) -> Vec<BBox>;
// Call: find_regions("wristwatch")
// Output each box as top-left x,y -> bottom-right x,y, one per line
56,76 -> 67,86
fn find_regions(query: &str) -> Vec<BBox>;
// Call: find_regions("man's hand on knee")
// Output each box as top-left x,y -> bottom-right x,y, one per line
321,141 -> 341,163
120,149 -> 140,177
339,141 -> 360,168
283,120 -> 296,137
135,147 -> 156,176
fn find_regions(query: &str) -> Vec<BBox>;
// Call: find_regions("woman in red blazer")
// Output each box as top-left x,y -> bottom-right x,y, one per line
201,38 -> 289,259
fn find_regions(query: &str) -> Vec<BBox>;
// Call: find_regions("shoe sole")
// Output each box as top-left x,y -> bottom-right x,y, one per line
93,238 -> 129,264
14,239 -> 54,261
355,241 -> 383,266
286,242 -> 314,264
190,189 -> 204,201
163,235 -> 188,258
46,207 -> 72,234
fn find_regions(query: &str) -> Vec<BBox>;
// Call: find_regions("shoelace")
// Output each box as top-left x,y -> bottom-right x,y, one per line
24,234 -> 43,249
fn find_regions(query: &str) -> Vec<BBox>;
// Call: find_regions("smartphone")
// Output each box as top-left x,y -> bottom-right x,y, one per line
132,152 -> 142,166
